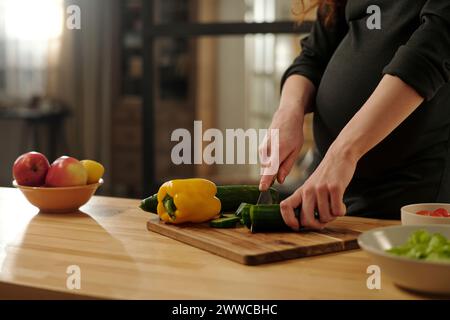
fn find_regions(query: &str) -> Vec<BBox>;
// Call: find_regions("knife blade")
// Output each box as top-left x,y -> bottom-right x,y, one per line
256,178 -> 276,205
256,188 -> 274,205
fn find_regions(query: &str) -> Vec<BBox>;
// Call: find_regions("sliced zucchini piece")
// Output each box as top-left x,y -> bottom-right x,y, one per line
210,216 -> 241,228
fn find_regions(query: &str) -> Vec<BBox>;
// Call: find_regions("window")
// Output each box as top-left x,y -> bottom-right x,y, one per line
119,0 -> 313,193
0,0 -> 63,99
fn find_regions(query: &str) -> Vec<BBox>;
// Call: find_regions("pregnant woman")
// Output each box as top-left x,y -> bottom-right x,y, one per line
259,0 -> 450,230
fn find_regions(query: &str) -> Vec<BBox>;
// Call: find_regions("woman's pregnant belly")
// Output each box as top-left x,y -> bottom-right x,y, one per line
315,34 -> 396,144
313,32 -> 448,178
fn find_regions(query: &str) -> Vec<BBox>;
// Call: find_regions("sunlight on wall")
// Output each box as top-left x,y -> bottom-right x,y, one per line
4,0 -> 63,40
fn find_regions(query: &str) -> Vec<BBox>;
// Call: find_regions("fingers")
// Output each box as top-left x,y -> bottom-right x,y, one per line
259,174 -> 275,191
300,187 -> 326,230
280,190 -> 301,231
277,150 -> 298,184
259,134 -> 271,156
329,184 -> 347,216
259,135 -> 275,190
281,183 -> 345,231
315,185 -> 335,224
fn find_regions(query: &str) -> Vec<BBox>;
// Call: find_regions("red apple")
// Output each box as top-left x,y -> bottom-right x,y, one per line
13,152 -> 50,187
45,156 -> 88,187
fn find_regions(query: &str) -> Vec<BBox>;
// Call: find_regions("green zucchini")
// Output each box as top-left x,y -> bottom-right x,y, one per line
241,209 -> 252,229
221,213 -> 236,219
235,202 -> 251,217
215,204 -> 297,231
140,194 -> 158,213
249,204 -> 290,233
210,216 -> 241,228
216,185 -> 279,212
140,185 -> 279,214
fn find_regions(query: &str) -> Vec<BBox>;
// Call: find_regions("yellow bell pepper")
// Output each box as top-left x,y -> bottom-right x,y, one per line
156,178 -> 221,224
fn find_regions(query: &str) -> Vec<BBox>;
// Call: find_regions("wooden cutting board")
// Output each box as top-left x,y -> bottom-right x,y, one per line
147,216 -> 388,265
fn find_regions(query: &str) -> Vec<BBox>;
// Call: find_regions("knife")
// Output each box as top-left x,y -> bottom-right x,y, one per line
256,180 -> 275,205
257,179 -> 301,220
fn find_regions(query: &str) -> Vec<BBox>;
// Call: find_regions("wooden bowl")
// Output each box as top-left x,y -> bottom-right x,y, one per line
13,179 -> 103,213
401,203 -> 450,226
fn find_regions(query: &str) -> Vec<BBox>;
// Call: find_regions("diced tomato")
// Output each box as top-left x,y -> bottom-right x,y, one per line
416,208 -> 450,217
430,212 -> 442,217
432,208 -> 449,217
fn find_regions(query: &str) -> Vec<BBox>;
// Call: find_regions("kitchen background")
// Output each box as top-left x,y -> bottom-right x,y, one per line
0,0 -> 315,198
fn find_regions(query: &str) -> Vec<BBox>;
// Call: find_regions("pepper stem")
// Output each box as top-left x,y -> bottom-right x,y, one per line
163,195 -> 177,220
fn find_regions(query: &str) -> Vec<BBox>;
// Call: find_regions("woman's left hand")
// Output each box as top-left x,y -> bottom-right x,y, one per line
280,75 -> 425,231
280,148 -> 358,230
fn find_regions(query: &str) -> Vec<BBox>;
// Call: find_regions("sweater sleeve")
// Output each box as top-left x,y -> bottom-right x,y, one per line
281,6 -> 348,90
383,1 -> 450,100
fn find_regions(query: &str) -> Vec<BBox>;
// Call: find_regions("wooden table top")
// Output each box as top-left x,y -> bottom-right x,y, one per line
0,187 -> 428,300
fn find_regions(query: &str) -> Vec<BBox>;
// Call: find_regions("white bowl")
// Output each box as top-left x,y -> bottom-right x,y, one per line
358,225 -> 450,295
401,203 -> 450,226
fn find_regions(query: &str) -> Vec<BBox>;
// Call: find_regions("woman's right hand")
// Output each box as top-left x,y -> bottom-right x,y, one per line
259,75 -> 316,190
259,106 -> 304,190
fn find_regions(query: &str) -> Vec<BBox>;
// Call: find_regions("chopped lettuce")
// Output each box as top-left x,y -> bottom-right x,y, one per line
386,230 -> 450,262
